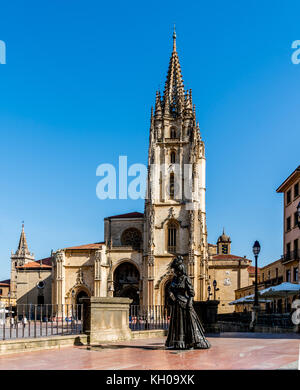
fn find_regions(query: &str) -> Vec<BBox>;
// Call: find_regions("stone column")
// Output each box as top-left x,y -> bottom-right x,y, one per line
81,297 -> 132,344
55,250 -> 65,317
94,250 -> 101,297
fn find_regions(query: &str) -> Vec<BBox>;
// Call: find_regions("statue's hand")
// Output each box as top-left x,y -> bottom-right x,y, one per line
187,299 -> 193,309
169,292 -> 176,302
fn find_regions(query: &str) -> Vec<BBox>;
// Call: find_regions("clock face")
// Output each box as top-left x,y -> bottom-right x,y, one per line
224,278 -> 231,286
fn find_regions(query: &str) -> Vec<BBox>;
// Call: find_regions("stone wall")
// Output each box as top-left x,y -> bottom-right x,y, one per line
16,270 -> 52,305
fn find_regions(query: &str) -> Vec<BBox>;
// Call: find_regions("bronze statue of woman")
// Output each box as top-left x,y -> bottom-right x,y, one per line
165,255 -> 211,349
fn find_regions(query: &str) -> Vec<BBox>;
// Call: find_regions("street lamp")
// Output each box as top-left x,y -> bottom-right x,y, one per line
212,280 -> 220,301
251,240 -> 261,331
207,285 -> 213,301
253,240 -> 261,307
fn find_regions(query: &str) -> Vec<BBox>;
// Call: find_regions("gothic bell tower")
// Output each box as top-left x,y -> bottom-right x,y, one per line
143,30 -> 209,305
10,224 -> 35,301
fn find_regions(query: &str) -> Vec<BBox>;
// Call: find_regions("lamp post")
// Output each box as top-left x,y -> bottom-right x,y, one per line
213,280 -> 219,301
207,285 -> 212,301
251,240 -> 261,331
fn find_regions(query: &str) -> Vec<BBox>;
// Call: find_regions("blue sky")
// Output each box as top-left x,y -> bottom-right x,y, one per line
0,0 -> 299,279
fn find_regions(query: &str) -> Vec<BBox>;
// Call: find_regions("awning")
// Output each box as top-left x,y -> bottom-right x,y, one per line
229,294 -> 271,305
258,282 -> 300,298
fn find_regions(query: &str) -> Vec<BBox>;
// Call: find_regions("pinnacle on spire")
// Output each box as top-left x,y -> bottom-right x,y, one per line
173,24 -> 176,52
162,28 -> 185,117
154,91 -> 162,117
17,223 -> 30,256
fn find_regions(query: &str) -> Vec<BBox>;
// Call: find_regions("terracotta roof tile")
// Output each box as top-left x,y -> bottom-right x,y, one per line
0,279 -> 10,286
247,265 -> 260,274
106,212 -> 144,219
16,257 -> 52,269
64,242 -> 104,250
212,254 -> 251,261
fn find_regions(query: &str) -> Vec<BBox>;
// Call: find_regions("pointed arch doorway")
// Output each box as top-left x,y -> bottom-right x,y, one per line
76,290 -> 88,320
113,262 -> 140,305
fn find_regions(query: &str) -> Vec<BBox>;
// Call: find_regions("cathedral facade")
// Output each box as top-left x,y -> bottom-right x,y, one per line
49,33 -> 253,312
52,31 -> 209,308
3,32 -> 254,314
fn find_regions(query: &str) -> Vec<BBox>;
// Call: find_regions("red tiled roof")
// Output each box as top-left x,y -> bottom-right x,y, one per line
247,265 -> 260,274
64,242 -> 104,250
212,254 -> 251,261
106,212 -> 144,219
16,257 -> 52,269
0,279 -> 10,287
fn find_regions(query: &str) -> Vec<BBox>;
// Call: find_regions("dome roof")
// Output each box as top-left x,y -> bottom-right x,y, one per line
217,229 -> 231,243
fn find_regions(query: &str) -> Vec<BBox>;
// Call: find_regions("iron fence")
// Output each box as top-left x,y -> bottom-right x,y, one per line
282,249 -> 300,262
0,304 -> 84,340
129,305 -> 170,331
217,312 -> 296,330
256,313 -> 294,329
217,312 -> 252,324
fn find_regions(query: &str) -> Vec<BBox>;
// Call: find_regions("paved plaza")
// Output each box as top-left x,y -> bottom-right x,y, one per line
0,333 -> 299,370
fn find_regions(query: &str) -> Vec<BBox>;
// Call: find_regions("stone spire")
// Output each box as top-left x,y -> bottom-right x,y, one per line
162,28 -> 185,117
12,223 -> 34,262
16,223 -> 30,257
154,91 -> 162,118
10,223 -> 35,300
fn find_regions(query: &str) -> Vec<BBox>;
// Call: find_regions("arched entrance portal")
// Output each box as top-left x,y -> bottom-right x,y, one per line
76,290 -> 88,320
113,262 -> 140,305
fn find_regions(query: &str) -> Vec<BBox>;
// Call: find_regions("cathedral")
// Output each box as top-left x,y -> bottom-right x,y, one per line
52,30 -> 209,308
5,31 -> 254,314
50,31 -> 253,312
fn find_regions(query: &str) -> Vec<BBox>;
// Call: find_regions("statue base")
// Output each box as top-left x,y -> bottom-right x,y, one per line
193,300 -> 220,334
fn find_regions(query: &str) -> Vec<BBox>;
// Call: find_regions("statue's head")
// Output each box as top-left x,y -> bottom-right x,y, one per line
170,255 -> 186,276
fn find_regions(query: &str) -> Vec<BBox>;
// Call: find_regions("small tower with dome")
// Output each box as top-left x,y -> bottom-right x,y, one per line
217,229 -> 231,255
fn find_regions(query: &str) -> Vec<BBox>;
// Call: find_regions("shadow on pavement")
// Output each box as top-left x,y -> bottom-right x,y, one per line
206,332 -> 300,339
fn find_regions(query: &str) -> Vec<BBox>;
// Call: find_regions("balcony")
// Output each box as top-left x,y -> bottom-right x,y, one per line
282,249 -> 300,264
262,276 -> 283,288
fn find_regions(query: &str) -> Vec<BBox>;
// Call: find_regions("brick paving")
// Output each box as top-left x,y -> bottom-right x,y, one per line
0,333 -> 299,370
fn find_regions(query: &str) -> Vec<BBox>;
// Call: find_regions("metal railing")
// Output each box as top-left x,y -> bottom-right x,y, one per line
129,305 -> 170,331
217,312 -> 295,330
256,313 -> 294,329
217,312 -> 252,324
0,304 -> 84,340
262,276 -> 284,288
282,249 -> 300,263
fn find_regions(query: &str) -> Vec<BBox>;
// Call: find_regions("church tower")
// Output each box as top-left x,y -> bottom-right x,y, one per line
217,229 -> 231,255
10,224 -> 35,301
143,30 -> 209,305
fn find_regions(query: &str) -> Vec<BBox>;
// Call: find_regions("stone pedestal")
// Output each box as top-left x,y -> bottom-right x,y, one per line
193,300 -> 220,333
80,297 -> 132,345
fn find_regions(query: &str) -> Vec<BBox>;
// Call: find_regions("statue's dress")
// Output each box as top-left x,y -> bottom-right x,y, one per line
165,274 -> 211,349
